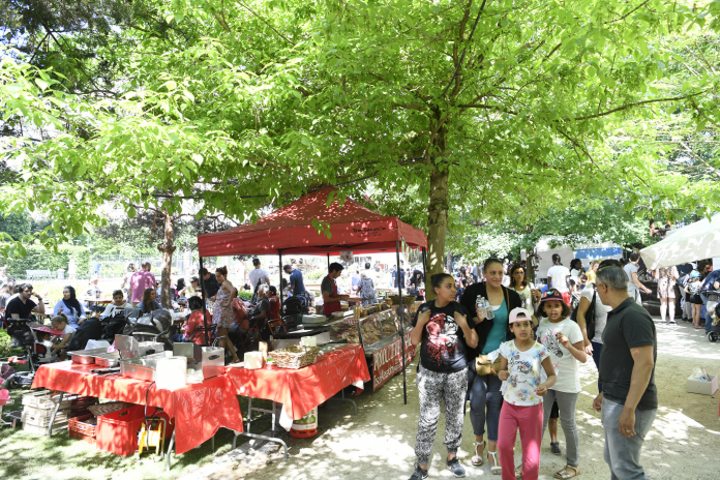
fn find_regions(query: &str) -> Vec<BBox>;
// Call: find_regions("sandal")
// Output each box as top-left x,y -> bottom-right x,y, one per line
553,465 -> 580,479
471,440 -> 485,466
487,450 -> 501,475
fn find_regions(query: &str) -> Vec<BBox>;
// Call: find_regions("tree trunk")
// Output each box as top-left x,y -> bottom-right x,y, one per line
425,162 -> 450,298
157,212 -> 176,308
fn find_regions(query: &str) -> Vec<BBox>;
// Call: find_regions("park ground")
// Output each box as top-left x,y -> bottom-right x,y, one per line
1,316 -> 719,480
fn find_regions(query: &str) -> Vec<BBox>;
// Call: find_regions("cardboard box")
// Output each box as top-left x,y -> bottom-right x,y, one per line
686,375 -> 718,395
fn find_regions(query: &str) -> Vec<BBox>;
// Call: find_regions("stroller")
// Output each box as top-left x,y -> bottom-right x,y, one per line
705,291 -> 720,342
4,318 -> 60,386
123,308 -> 175,349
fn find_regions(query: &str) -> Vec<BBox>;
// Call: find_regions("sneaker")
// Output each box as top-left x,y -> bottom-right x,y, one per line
551,441 -> 561,455
408,466 -> 428,480
446,457 -> 466,478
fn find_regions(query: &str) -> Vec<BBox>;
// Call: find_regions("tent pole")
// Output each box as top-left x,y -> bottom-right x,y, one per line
199,257 -> 210,346
421,247 -> 428,301
278,250 -> 284,313
327,252 -> 330,269
396,240 -> 408,405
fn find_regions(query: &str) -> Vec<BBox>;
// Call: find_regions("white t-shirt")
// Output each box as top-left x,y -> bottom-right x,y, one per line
511,283 -> 536,311
62,324 -> 76,335
547,265 -> 571,293
536,318 -> 583,393
580,285 -> 611,344
248,268 -> 270,289
624,263 -> 639,297
498,340 -> 549,406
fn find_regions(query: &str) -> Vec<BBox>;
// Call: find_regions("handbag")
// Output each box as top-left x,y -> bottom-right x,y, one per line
475,354 -> 502,376
586,289 -> 597,340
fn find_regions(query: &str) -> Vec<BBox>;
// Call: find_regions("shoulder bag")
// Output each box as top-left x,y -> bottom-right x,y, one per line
586,288 -> 597,340
475,354 -> 503,376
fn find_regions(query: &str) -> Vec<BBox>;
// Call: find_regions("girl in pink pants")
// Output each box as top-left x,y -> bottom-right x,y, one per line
496,307 -> 556,480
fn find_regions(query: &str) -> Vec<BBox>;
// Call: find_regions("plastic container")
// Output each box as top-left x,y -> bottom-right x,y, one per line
289,407 -> 318,439
68,414 -> 97,444
96,405 -> 148,456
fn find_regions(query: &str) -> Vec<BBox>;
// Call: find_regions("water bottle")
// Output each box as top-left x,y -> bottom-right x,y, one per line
476,296 -> 488,320
486,302 -> 495,320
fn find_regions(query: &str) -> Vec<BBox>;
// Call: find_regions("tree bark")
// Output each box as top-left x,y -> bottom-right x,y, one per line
157,211 -> 176,308
425,162 -> 450,298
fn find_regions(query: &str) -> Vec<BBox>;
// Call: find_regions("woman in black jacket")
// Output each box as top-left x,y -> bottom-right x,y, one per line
460,258 -> 522,473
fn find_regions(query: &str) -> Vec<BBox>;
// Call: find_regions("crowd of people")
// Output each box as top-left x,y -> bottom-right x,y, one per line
0,256 -> 430,365
407,255 -> 665,480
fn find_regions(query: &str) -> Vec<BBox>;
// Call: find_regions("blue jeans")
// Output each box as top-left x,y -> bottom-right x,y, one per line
700,292 -> 713,332
602,397 -> 656,480
467,367 -> 503,441
592,341 -> 603,392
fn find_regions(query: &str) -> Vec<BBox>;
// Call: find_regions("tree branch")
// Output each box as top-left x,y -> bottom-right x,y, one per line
573,91 -> 707,121
457,102 -> 518,115
236,1 -> 293,45
441,0 -> 488,99
608,0 -> 652,25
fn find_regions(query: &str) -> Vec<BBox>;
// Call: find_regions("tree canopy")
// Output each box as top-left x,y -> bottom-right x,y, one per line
1,0 -> 719,283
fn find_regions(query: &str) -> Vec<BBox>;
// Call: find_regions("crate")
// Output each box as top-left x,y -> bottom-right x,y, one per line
96,405 -> 160,456
23,420 -> 68,436
68,414 -> 97,444
22,390 -> 75,410
21,407 -> 69,427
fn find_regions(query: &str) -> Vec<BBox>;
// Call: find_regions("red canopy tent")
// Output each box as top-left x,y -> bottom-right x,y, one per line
196,187 -> 427,404
197,187 -> 427,256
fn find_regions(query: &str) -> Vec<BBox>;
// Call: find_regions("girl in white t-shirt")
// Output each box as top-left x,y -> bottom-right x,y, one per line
536,289 -> 587,480
496,307 -> 556,480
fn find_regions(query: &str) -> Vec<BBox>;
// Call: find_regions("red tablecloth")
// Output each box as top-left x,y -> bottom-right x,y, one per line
32,362 -> 243,454
224,344 -> 370,429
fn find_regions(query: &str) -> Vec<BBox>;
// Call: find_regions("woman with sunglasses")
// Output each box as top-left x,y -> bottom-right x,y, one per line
508,264 -> 541,313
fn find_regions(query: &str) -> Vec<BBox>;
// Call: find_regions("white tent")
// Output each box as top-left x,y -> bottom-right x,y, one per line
640,214 -> 720,269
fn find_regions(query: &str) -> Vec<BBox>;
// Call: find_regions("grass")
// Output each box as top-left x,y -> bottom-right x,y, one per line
0,386 -> 276,480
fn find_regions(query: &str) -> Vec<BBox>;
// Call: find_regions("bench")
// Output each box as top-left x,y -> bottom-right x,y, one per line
25,270 -> 53,280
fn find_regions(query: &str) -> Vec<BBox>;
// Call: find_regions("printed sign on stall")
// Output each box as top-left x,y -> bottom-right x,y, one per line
371,331 -> 416,392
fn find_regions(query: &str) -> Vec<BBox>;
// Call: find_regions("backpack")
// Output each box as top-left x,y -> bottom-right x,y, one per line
570,288 -> 597,340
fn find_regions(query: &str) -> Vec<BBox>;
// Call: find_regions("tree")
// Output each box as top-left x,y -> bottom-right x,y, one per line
2,0 -> 719,298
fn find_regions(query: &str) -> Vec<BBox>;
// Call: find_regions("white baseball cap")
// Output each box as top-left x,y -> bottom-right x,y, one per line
509,307 -> 533,324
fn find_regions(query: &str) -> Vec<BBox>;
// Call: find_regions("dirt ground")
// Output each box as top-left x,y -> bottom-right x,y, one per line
182,317 -> 720,480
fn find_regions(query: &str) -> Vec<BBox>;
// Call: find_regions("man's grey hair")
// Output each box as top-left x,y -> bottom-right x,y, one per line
596,265 -> 628,291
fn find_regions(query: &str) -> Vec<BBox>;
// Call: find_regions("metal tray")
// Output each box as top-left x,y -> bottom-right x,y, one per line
68,348 -> 111,365
119,351 -> 172,382
93,352 -> 120,368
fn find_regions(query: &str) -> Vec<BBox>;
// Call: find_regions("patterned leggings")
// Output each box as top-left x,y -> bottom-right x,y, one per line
414,365 -> 468,465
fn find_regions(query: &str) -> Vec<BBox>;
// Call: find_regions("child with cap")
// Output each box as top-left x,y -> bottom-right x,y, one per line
536,289 -> 587,479
496,307 -> 556,480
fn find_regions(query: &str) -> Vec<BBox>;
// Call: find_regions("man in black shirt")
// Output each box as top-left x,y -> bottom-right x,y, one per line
5,283 -> 45,319
199,268 -> 220,299
593,262 -> 656,480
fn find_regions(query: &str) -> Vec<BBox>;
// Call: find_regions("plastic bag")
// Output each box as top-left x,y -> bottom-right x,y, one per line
688,367 -> 712,382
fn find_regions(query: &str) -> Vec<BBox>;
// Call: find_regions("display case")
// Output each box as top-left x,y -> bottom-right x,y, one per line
328,304 -> 417,391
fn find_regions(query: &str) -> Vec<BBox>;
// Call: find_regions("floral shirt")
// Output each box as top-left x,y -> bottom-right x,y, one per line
498,340 -> 549,406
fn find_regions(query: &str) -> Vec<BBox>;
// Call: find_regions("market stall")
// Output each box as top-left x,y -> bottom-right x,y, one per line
640,214 -> 720,269
197,187 -> 428,402
224,344 -> 369,429
31,361 -> 244,457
